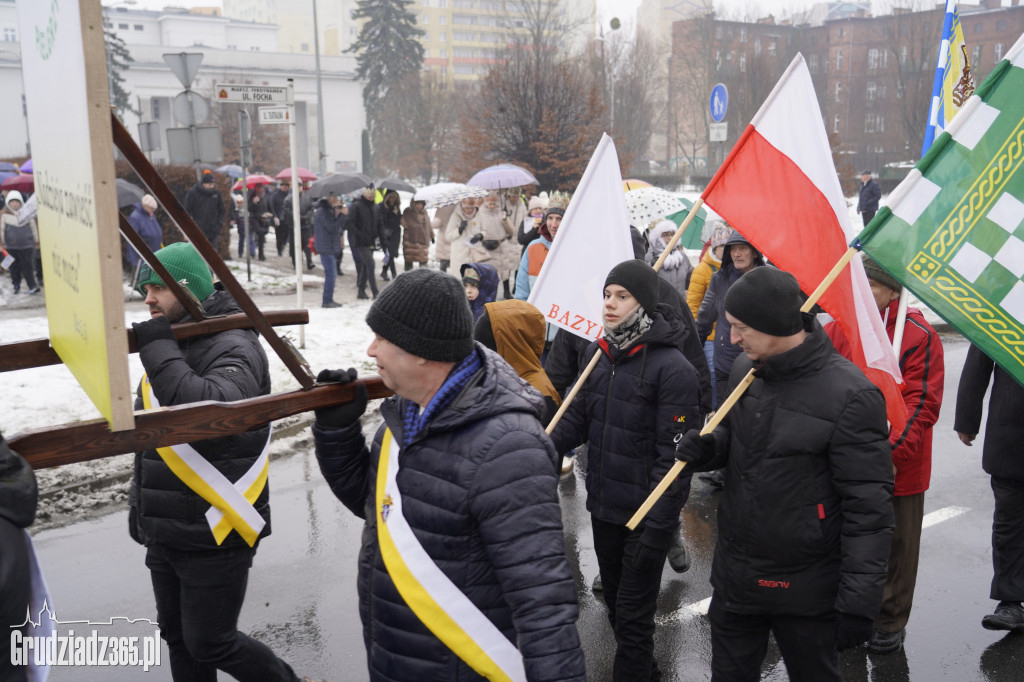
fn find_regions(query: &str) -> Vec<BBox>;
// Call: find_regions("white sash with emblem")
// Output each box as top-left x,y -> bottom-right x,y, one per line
375,428 -> 527,682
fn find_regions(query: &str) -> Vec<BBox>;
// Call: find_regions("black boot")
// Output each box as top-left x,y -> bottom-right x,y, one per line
503,280 -> 512,299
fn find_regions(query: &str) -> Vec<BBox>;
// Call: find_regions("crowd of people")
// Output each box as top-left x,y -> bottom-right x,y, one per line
4,169 -> 1024,682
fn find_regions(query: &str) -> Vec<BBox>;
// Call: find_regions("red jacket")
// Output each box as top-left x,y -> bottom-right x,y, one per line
826,299 -> 944,495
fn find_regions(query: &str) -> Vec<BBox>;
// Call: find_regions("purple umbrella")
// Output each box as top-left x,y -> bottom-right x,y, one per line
19,159 -> 32,174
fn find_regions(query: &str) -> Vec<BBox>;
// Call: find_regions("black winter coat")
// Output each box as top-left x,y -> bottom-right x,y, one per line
129,289 -> 272,551
313,199 -> 343,256
184,183 -> 225,243
858,178 -> 881,213
696,244 -> 766,377
696,318 -> 894,618
550,308 -> 700,536
348,196 -> 378,248
282,191 -> 315,237
313,346 -> 586,682
1,432 -> 37,681
954,345 -> 1024,481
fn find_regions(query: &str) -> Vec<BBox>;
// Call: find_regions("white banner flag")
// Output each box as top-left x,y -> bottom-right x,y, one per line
528,134 -> 634,340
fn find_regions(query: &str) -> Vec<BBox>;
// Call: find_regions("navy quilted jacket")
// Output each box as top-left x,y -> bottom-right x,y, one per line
313,345 -> 586,682
549,307 -> 701,535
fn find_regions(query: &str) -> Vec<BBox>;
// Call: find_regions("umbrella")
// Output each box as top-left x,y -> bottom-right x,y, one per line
467,163 -> 537,190
0,171 -> 18,185
663,197 -> 709,250
0,162 -> 19,173
231,174 -> 276,191
307,172 -> 373,199
216,164 -> 244,179
376,177 -> 417,193
2,174 -> 33,193
420,184 -> 489,210
622,178 -> 652,192
19,159 -> 32,174
625,187 -> 689,226
276,167 -> 318,183
413,182 -> 464,202
116,178 -> 146,208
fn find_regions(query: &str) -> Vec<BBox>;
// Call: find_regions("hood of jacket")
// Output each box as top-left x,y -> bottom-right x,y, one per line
0,434 -> 38,529
720,234 -> 765,275
463,261 -> 499,302
700,247 -> 722,269
381,344 -> 545,441
484,299 -> 561,406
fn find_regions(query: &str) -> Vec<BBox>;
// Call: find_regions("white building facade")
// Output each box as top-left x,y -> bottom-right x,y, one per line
0,2 -> 366,173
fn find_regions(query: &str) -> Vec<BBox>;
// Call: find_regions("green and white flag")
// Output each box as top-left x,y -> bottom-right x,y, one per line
859,31 -> 1024,386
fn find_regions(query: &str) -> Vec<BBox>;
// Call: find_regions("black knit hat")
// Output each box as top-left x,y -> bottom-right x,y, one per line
861,254 -> 902,293
604,259 -> 659,315
724,267 -> 803,336
366,269 -> 475,362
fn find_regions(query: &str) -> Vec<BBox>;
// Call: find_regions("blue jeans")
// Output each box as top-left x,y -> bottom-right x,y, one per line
320,254 -> 337,304
145,544 -> 297,682
703,340 -> 717,408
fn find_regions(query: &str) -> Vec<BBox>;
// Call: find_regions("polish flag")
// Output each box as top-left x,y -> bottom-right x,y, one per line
701,54 -> 906,432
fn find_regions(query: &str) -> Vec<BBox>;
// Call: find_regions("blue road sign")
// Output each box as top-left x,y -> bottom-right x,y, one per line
709,83 -> 728,123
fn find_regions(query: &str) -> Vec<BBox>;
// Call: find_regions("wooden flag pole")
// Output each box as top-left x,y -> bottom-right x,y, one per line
544,198 -> 707,436
625,245 -> 861,529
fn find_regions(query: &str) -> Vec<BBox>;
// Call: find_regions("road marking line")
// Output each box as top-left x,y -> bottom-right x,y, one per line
922,505 -> 970,529
668,506 -> 971,623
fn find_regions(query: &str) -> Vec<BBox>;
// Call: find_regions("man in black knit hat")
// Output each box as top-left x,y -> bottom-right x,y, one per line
675,266 -> 895,680
310,268 -> 586,681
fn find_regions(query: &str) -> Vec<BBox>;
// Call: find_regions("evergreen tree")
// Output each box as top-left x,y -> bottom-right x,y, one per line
105,29 -> 138,118
348,0 -> 424,148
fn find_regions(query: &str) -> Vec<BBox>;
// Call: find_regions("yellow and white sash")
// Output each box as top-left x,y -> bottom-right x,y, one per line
375,428 -> 527,682
141,374 -> 271,547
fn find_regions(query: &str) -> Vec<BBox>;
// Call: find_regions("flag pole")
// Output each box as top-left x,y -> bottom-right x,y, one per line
626,244 -> 862,529
545,198 -> 706,436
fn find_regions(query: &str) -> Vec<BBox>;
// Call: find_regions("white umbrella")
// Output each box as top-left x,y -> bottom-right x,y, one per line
624,187 -> 687,226
417,183 -> 489,209
467,163 -> 538,190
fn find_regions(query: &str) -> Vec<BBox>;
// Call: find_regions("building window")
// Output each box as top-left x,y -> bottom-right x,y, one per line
997,20 -> 1006,31
440,48 -> 447,58
878,116 -> 885,132
835,82 -> 842,102
833,115 -> 840,133
301,42 -> 309,51
972,45 -> 981,65
438,0 -> 446,6
865,113 -> 875,133
739,53 -> 746,72
974,22 -> 982,34
754,38 -> 761,56
809,54 -> 818,73
716,26 -> 723,39
836,50 -> 843,71
995,44 -> 1005,62
420,14 -> 429,24
900,46 -> 908,65
838,27 -> 844,37
151,97 -> 162,120
2,27 -> 15,42
119,23 -> 129,29
440,32 -> 447,42
740,28 -> 747,43
868,48 -> 878,69
440,16 -> 447,24
768,40 -> 776,56
867,81 -> 876,100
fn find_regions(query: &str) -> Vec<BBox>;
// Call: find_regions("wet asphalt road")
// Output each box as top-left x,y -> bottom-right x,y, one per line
30,334 -> 1024,680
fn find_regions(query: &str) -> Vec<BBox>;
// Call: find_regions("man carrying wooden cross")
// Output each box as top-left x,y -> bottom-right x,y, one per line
675,266 -> 894,680
127,242 -> 300,681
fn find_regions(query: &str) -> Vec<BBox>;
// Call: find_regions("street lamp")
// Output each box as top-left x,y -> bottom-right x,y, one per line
311,0 -> 327,176
594,19 -> 622,133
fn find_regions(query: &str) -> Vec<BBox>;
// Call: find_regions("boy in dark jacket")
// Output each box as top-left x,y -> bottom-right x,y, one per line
550,259 -> 700,682
312,269 -> 585,681
128,243 -> 298,682
676,266 -> 894,680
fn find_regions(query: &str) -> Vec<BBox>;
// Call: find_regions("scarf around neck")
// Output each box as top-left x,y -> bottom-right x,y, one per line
603,304 -> 652,350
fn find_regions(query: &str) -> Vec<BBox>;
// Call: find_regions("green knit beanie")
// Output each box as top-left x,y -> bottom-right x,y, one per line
861,254 -> 902,293
137,242 -> 215,302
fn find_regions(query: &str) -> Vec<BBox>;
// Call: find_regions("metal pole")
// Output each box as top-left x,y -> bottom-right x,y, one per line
239,110 -> 251,282
186,89 -> 202,183
312,0 -> 328,176
288,79 -> 306,348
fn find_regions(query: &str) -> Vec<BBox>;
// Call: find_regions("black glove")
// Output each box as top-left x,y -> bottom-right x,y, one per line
469,232 -> 484,244
834,612 -> 874,652
315,368 -> 368,429
132,316 -> 175,349
674,429 -> 716,466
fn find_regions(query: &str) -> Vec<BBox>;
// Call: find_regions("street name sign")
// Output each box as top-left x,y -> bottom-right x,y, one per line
215,84 -> 289,104
259,106 -> 290,124
16,0 -> 133,430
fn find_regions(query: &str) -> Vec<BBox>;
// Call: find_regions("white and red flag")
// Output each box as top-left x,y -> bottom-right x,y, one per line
701,54 -> 906,432
528,133 -> 634,340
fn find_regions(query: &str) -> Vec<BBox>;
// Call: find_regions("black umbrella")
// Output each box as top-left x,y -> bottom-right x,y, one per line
307,172 -> 373,199
116,178 -> 146,208
376,177 -> 417,193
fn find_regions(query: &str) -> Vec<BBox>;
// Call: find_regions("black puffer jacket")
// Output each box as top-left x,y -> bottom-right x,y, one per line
695,233 -> 765,376
954,345 -> 1024,481
313,346 -> 586,682
550,307 -> 701,536
1,432 -> 37,682
347,195 -> 378,248
129,288 -> 272,551
696,318 -> 894,618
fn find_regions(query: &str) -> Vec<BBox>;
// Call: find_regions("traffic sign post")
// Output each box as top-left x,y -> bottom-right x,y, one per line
709,83 -> 728,123
258,106 -> 290,125
286,80 -> 304,347
164,53 -> 206,182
